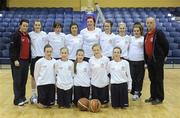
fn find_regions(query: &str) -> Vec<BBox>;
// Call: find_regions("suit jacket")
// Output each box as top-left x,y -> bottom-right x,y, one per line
144,29 -> 169,63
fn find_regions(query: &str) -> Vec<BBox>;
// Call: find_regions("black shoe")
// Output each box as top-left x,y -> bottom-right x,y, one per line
145,98 -> 154,103
151,99 -> 162,105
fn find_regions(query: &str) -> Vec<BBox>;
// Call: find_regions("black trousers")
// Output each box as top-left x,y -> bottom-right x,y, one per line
129,60 -> 145,96
73,86 -> 90,106
91,85 -> 109,104
10,59 -> 29,105
37,84 -> 55,106
111,83 -> 128,108
147,59 -> 164,101
57,87 -> 72,108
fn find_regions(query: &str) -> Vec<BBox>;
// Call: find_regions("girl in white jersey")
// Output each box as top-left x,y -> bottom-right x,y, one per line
80,16 -> 102,61
47,22 -> 65,59
65,23 -> 83,61
108,47 -> 132,109
100,20 -> 116,60
89,44 -> 110,107
73,49 -> 90,106
128,22 -> 145,101
55,47 -> 74,108
29,20 -> 47,104
34,44 -> 56,108
115,22 -> 131,60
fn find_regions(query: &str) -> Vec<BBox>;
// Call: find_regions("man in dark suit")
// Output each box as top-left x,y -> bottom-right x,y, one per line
9,19 -> 31,106
144,17 -> 169,105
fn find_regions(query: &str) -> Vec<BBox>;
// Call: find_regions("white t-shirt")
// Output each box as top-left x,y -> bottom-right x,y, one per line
108,60 -> 132,90
114,35 -> 131,59
65,34 -> 83,60
47,32 -> 66,58
74,61 -> 91,87
100,32 -> 116,57
89,56 -> 109,88
34,57 -> 56,86
80,28 -> 102,58
128,36 -> 144,61
55,60 -> 74,90
29,31 -> 47,58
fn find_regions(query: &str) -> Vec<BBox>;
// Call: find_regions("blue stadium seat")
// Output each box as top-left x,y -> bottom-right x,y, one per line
168,50 -> 172,57
169,43 -> 179,50
170,32 -> 180,37
2,32 -> 12,38
172,49 -> 180,57
2,49 -> 9,58
167,37 -> 174,43
174,37 -> 180,43
0,27 -> 5,32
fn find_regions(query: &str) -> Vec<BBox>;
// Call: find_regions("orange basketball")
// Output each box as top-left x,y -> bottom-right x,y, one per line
89,99 -> 101,113
77,98 -> 89,111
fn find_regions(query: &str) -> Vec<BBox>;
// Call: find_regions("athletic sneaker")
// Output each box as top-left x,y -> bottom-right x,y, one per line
132,95 -> 139,101
17,101 -> 24,106
30,96 -> 38,104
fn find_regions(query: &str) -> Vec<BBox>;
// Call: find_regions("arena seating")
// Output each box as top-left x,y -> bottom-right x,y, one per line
0,7 -> 180,64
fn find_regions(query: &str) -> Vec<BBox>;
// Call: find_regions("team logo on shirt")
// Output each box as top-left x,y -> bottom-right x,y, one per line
150,37 -> 153,42
121,66 -> 125,71
83,68 -> 87,72
96,35 -> 99,40
68,66 -> 72,71
101,63 -> 104,68
109,39 -> 112,44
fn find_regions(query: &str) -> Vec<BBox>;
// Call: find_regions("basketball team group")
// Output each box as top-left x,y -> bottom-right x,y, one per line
9,16 -> 169,109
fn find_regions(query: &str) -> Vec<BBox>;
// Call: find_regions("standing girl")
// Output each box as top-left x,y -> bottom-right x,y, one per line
100,20 -> 116,60
80,16 -> 102,61
128,22 -> 145,100
55,47 -> 74,108
108,47 -> 132,108
65,23 -> 83,61
89,44 -> 110,107
34,44 -> 56,108
115,22 -> 131,60
47,22 -> 65,59
73,49 -> 91,106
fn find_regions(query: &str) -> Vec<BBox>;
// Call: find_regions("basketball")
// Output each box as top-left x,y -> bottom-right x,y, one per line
77,98 -> 89,111
89,99 -> 101,113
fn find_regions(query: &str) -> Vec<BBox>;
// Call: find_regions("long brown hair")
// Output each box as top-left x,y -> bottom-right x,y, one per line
74,49 -> 84,74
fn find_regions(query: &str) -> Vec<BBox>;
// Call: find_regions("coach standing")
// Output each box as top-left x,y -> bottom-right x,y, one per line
144,17 -> 169,105
9,19 -> 31,106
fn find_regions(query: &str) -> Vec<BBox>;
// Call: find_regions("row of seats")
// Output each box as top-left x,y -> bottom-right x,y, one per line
0,7 -> 180,64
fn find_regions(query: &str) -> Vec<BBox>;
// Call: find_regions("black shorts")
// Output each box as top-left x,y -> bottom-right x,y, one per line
30,57 -> 42,77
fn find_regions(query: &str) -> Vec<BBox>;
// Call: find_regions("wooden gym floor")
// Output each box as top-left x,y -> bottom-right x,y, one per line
0,68 -> 180,118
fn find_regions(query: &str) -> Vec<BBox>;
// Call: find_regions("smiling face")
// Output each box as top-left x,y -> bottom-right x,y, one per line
87,17 -> 95,30
76,50 -> 84,63
44,47 -> 52,60
60,48 -> 69,61
118,23 -> 126,36
92,45 -> 102,58
19,22 -> 29,33
133,27 -> 141,38
34,21 -> 41,33
112,47 -> 121,61
104,22 -> 112,34
146,17 -> 156,32
70,24 -> 78,36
